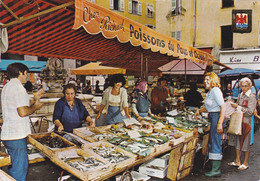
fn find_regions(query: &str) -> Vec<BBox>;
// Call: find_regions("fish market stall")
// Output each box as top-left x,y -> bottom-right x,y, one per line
28,116 -> 198,181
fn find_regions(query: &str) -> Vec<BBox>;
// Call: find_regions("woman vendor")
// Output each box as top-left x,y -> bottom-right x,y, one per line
195,72 -> 226,177
96,74 -> 131,125
131,81 -> 153,120
53,83 -> 94,133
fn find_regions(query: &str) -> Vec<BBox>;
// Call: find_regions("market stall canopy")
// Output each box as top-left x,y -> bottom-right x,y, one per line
0,0 -> 230,75
70,62 -> 126,75
218,68 -> 260,77
158,59 -> 207,75
0,59 -> 46,72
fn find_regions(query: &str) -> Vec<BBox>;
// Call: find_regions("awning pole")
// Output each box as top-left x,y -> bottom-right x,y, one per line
145,56 -> 148,81
141,52 -> 143,79
185,58 -> 187,93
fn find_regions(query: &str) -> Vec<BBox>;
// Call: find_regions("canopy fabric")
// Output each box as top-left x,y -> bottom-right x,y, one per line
70,62 -> 126,75
73,0 -> 214,64
0,0 -> 229,76
218,68 -> 260,77
158,59 -> 207,75
0,59 -> 46,72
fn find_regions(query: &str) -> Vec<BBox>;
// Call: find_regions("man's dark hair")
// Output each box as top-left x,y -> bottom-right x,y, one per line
7,63 -> 29,79
110,74 -> 126,86
63,83 -> 77,95
158,76 -> 167,82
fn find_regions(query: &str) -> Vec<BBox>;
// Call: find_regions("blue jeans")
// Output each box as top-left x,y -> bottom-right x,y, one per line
208,112 -> 225,160
3,138 -> 28,181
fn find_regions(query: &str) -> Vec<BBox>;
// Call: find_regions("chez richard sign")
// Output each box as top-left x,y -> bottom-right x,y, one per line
73,0 -> 213,65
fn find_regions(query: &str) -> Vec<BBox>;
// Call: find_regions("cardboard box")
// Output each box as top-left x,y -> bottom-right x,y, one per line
139,162 -> 168,179
147,153 -> 170,168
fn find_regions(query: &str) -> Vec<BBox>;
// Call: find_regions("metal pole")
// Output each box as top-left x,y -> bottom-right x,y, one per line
145,56 -> 148,81
141,52 -> 143,79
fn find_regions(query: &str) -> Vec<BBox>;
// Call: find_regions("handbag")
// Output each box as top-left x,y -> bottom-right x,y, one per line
227,112 -> 243,135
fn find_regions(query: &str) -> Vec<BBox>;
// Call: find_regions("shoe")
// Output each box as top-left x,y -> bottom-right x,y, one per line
204,160 -> 221,177
238,164 -> 248,170
228,162 -> 240,167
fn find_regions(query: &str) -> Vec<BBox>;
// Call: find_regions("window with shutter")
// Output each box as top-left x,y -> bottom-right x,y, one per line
119,0 -> 125,12
132,0 -> 138,15
128,0 -> 132,13
137,1 -> 142,15
146,3 -> 154,18
110,0 -> 114,9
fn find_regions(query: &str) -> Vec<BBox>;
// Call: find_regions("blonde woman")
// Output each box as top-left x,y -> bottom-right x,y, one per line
195,72 -> 226,177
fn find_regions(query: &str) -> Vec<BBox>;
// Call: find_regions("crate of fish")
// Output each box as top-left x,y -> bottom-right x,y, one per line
82,141 -> 137,169
28,132 -> 77,158
74,127 -> 117,142
107,135 -> 154,157
52,148 -> 112,181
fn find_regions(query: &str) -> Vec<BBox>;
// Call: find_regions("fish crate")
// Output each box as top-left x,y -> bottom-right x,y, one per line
167,136 -> 199,181
74,127 -> 117,142
28,132 -> 77,158
73,127 -> 107,142
52,148 -> 112,181
82,141 -> 137,169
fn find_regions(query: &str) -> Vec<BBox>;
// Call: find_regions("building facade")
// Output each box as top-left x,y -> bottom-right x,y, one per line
156,0 -> 260,70
92,0 -> 156,29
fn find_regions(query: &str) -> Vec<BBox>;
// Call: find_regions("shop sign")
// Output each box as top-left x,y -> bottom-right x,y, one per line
73,0 -> 213,65
220,50 -> 260,69
232,9 -> 252,33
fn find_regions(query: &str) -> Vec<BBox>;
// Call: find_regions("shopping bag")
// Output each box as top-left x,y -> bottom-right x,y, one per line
227,112 -> 243,135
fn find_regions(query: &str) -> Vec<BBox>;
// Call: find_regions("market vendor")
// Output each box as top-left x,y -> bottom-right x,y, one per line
195,72 -> 226,177
53,83 -> 94,133
151,77 -> 170,116
131,80 -> 154,120
1,63 -> 45,181
96,74 -> 131,125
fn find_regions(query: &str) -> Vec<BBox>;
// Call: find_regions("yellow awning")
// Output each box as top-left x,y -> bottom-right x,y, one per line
70,62 -> 126,75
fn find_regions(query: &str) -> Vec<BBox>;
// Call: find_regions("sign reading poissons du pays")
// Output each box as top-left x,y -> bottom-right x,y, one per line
73,0 -> 212,64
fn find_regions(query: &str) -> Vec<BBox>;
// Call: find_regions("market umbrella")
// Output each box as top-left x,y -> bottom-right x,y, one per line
218,68 -> 260,77
70,62 -> 126,75
158,59 -> 207,75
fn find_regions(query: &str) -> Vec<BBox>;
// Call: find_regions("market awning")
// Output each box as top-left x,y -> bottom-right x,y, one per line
158,59 -> 207,75
70,62 -> 126,75
0,0 -> 230,75
0,59 -> 46,72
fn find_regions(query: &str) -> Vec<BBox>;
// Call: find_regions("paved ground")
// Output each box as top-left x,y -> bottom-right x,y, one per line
1,127 -> 259,181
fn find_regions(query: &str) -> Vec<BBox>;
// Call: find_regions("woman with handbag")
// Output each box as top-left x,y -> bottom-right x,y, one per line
195,72 -> 226,177
228,77 -> 257,170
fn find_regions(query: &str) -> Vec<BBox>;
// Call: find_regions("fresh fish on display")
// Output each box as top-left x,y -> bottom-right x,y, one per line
92,133 -> 116,141
67,156 -> 105,172
92,146 -> 130,163
36,136 -> 70,148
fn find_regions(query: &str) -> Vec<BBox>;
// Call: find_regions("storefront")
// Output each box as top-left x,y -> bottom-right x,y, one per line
219,49 -> 260,70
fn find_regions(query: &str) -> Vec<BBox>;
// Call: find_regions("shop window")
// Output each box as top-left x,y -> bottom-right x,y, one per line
222,0 -> 234,8
221,25 -> 233,49
110,0 -> 125,11
129,0 -> 142,15
171,31 -> 181,41
146,3 -> 154,18
172,0 -> 181,15
146,24 -> 155,30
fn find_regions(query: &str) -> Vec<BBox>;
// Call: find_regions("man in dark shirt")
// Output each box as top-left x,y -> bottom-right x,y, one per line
184,83 -> 203,107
